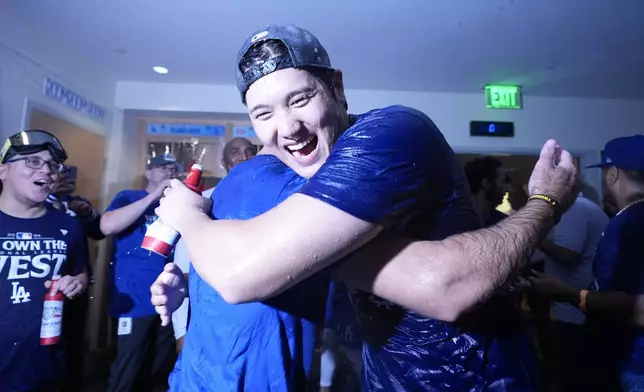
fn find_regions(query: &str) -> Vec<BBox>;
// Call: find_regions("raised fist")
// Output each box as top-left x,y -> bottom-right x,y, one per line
528,139 -> 579,213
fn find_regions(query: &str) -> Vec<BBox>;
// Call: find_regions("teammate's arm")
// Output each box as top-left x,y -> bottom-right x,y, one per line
530,221 -> 644,325
164,119 -> 574,320
335,201 -> 554,321
100,184 -> 167,236
529,276 -> 636,322
179,187 -> 556,320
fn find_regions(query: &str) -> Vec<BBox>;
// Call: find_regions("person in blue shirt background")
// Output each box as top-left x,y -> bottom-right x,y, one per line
0,129 -> 89,392
101,154 -> 178,392
162,153 -> 329,391
529,135 -> 644,391
320,280 -> 363,392
152,25 -> 577,392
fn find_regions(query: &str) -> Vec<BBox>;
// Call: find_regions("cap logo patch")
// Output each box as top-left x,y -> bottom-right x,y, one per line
260,59 -> 278,74
606,157 -> 612,163
251,31 -> 268,43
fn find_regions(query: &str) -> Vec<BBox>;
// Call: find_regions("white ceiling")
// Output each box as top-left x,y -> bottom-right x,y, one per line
1,0 -> 643,99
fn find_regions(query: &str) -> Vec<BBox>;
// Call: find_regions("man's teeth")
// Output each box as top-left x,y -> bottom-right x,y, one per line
286,136 -> 314,152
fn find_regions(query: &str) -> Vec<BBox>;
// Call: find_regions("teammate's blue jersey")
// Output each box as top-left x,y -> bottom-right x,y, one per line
589,202 -> 644,382
299,105 -> 538,391
169,155 -> 329,391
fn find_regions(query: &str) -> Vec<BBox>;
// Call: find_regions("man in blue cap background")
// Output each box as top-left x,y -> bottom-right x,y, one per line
529,135 -> 644,391
101,153 -> 178,392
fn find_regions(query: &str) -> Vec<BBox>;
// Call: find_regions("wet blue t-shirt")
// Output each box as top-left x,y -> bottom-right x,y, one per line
325,280 -> 362,348
106,190 -> 170,317
589,202 -> 644,379
299,106 -> 538,391
0,208 -> 88,391
169,155 -> 329,392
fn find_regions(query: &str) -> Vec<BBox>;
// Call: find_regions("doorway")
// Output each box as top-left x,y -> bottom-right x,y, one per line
457,153 -> 581,213
29,108 -> 105,258
28,108 -> 107,358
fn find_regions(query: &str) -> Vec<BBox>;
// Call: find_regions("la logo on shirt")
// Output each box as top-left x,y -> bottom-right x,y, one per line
0,231 -> 69,306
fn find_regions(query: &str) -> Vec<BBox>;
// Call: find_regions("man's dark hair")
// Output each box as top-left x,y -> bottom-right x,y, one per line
239,39 -> 337,102
623,170 -> 644,186
463,157 -> 503,193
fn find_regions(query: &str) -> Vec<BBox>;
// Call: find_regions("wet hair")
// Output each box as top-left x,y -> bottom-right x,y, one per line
463,157 -> 503,193
239,39 -> 338,103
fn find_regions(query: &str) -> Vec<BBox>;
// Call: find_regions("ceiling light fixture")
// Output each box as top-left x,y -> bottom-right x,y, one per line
153,66 -> 169,74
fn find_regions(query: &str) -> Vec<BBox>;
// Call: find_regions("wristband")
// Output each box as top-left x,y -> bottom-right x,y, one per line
579,289 -> 589,313
528,194 -> 558,209
528,194 -> 561,224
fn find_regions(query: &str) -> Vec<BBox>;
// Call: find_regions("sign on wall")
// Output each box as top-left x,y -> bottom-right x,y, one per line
42,78 -> 106,122
484,85 -> 522,110
233,125 -> 257,138
147,123 -> 226,137
470,121 -> 515,137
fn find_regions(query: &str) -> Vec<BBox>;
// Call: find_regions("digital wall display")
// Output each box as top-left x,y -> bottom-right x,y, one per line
470,121 -> 515,137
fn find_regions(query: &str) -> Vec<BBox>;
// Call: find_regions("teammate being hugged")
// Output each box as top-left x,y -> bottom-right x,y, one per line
0,129 -> 89,392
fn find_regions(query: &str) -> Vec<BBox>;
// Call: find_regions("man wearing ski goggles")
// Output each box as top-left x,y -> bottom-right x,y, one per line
0,129 -> 90,392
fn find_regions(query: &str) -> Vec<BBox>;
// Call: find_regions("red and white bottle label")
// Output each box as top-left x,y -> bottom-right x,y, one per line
141,219 -> 179,257
40,300 -> 63,342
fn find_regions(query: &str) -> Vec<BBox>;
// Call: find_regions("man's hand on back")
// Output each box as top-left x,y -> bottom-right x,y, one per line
528,139 -> 578,212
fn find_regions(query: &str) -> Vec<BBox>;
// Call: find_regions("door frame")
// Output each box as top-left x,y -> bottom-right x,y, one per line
453,146 -> 603,204
23,99 -> 111,353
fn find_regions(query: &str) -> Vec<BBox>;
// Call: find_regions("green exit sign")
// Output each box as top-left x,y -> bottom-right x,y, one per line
485,85 -> 522,109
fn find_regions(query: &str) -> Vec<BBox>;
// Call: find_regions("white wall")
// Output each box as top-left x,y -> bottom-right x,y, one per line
0,39 -> 119,350
116,81 -> 643,151
0,41 -> 122,206
116,81 -> 644,195
0,42 -> 115,140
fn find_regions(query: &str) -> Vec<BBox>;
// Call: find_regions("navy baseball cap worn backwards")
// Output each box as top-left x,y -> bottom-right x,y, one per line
235,25 -> 333,104
586,135 -> 644,171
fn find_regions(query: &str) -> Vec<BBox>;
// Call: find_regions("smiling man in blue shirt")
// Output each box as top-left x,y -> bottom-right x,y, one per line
151,25 -> 578,391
